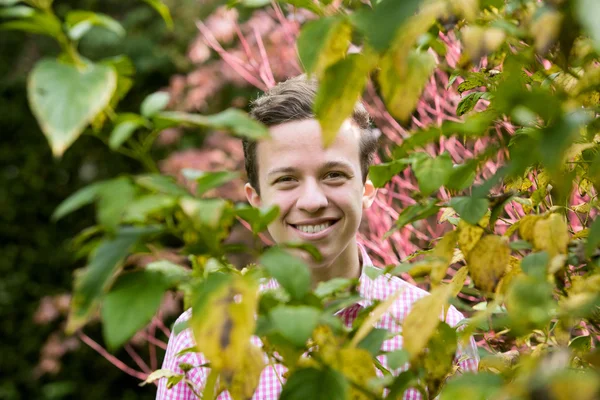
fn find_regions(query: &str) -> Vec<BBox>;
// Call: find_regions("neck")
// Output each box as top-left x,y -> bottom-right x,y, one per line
310,237 -> 361,286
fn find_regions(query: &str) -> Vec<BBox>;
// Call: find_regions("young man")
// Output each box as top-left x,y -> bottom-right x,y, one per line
157,75 -> 479,399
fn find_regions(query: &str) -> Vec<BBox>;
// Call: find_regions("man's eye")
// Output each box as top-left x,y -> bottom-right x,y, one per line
325,171 -> 348,180
275,176 -> 295,183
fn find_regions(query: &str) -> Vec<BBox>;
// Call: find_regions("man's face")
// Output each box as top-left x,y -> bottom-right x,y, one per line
245,118 -> 376,268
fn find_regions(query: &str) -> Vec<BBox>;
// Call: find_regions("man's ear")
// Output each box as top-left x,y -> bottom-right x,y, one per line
245,183 -> 262,208
362,179 -> 377,209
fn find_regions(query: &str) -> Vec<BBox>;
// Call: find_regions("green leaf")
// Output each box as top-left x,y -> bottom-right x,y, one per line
297,16 -> 351,76
357,328 -> 388,356
509,240 -> 532,251
392,112 -> 495,159
314,54 -> 371,147
235,205 -> 279,233
155,109 -> 269,140
386,349 -> 410,370
102,269 -> 169,349
269,305 -> 321,347
585,218 -> 600,257
439,372 -> 504,400
28,59 -> 117,157
0,0 -> 23,5
446,162 -> 477,191
123,194 -> 176,223
259,247 -> 311,300
364,264 -> 384,280
109,118 -> 145,150
66,226 -> 162,333
280,367 -> 347,400
0,5 -> 34,18
141,91 -> 170,118
456,92 -> 486,116
379,50 -> 436,122
450,197 -> 489,226
281,0 -> 324,15
369,159 -> 410,188
412,152 -> 453,196
145,260 -> 190,287
65,11 -> 125,41
351,0 -> 421,52
96,177 -> 136,231
576,0 -> 600,52
142,0 -> 173,29
520,251 -> 549,280
52,181 -> 106,221
182,169 -> 240,196
0,9 -> 61,37
135,174 -> 190,197
456,73 -> 487,93
314,278 -> 354,299
385,199 -> 440,239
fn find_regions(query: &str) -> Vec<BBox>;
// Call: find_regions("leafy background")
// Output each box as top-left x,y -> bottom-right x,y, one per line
3,0 -> 600,398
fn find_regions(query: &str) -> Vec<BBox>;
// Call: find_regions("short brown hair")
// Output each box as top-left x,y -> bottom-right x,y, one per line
243,75 -> 378,194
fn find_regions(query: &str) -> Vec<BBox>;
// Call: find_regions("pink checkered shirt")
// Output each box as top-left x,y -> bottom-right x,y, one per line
157,245 -> 479,399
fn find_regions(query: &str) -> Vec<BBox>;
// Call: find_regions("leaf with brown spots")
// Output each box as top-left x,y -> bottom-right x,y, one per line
190,274 -> 259,372
466,235 -> 510,293
457,219 -> 484,256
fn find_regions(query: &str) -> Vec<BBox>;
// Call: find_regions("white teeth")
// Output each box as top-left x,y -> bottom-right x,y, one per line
296,222 -> 331,234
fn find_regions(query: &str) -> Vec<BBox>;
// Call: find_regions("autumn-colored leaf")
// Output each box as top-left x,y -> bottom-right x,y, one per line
402,284 -> 452,359
457,219 -> 484,256
532,213 -> 570,257
190,274 -> 259,372
466,235 -> 510,293
519,215 -> 544,242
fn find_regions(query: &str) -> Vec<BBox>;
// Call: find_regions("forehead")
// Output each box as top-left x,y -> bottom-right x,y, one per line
256,119 -> 361,175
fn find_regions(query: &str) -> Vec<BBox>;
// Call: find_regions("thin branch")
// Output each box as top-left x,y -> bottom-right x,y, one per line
125,344 -> 152,375
77,331 -> 148,381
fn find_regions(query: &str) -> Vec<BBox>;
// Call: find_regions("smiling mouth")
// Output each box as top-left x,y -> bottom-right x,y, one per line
288,219 -> 340,237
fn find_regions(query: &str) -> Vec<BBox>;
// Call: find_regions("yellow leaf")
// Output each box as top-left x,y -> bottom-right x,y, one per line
349,286 -> 405,348
314,54 -> 371,147
532,213 -> 570,257
438,207 -> 457,223
448,0 -> 478,22
457,219 -> 484,256
431,231 -> 458,285
573,228 -> 589,239
190,275 -> 259,372
335,348 -> 379,400
466,235 -> 510,293
461,26 -> 506,61
402,284 -> 452,359
225,344 -> 265,400
519,215 -> 544,242
378,49 -> 436,122
449,267 -> 469,297
495,256 -> 523,296
531,9 -> 563,54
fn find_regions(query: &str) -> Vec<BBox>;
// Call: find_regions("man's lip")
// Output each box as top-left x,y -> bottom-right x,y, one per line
288,219 -> 340,241
288,217 -> 340,225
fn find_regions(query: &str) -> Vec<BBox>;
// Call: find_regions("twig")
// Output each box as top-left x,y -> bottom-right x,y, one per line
125,344 -> 152,374
77,331 -> 148,381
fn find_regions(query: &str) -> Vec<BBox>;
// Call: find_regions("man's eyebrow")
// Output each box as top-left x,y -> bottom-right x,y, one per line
267,167 -> 297,177
321,161 -> 354,171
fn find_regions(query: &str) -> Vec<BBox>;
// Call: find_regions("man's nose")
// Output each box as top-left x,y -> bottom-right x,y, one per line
296,180 -> 328,213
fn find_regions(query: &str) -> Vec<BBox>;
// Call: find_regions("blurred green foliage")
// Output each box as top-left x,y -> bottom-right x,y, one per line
0,0 -> 203,397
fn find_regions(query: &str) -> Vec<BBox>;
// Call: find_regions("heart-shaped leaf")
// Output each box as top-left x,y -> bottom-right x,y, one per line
28,59 -> 117,157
